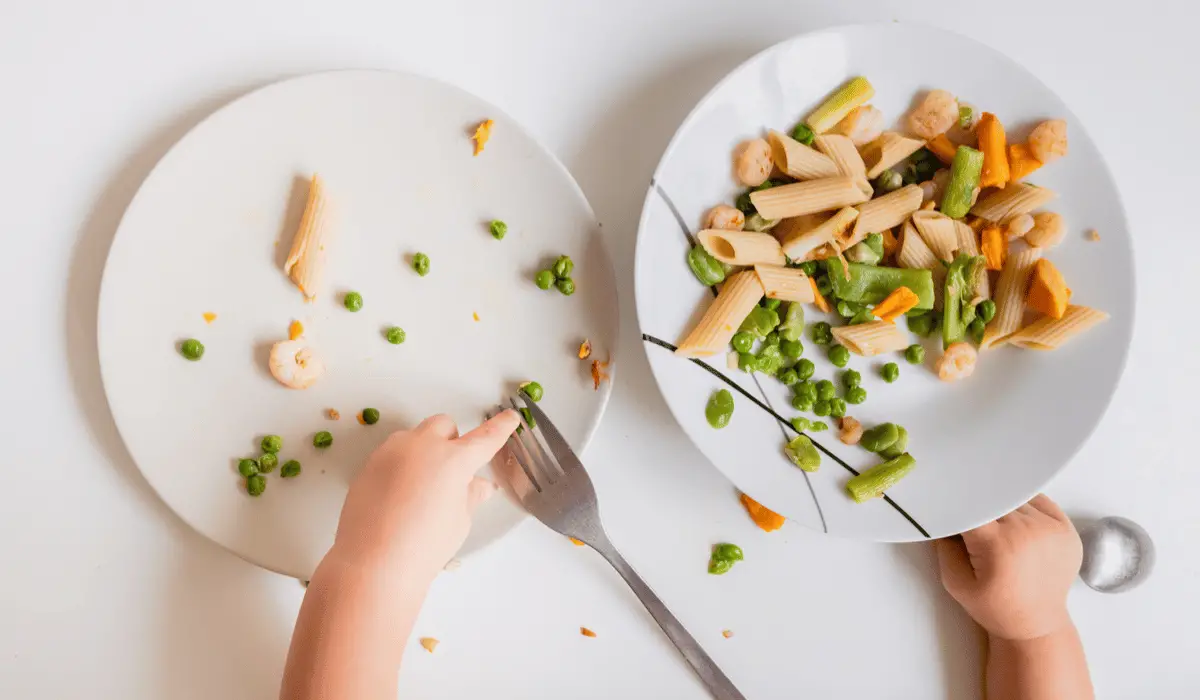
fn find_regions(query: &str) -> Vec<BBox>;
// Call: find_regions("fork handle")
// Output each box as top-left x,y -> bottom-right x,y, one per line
593,543 -> 748,700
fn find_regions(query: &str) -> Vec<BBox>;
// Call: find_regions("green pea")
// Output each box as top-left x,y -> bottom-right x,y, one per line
968,318 -> 986,344
343,291 -> 363,312
686,245 -> 726,286
795,358 -> 815,380
794,381 -> 817,403
813,400 -> 831,417
791,395 -> 813,412
815,380 -> 835,401
740,306 -> 780,338
809,421 -> 829,432
553,255 -> 574,279
798,261 -> 818,276
810,322 -> 833,345
280,460 -> 301,478
535,270 -> 556,289
261,435 -> 283,454
907,313 -> 936,337
978,299 -> 997,324
179,338 -> 205,361
763,331 -> 781,347
313,431 -> 333,448
778,368 -> 800,386
790,122 -> 815,145
791,417 -> 812,432
237,458 -> 259,478
755,344 -> 784,376
713,543 -> 744,562
879,426 -> 910,460
386,326 -> 406,344
836,300 -> 860,319
521,381 -> 544,402
846,387 -> 868,405
816,275 -> 833,297
828,345 -> 850,368
489,219 -> 508,240
780,339 -> 803,359
905,344 -> 925,365
246,474 -> 266,497
708,558 -> 735,575
881,362 -> 900,383
842,369 -> 862,390
738,352 -> 758,373
731,332 -> 754,354
762,297 -> 782,312
860,423 -> 900,453
412,252 -> 431,276
259,453 -> 278,473
556,278 -> 576,296
829,397 -> 847,418
362,408 -> 380,425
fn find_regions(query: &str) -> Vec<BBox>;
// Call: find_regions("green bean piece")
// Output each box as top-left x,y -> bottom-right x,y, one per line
958,105 -> 974,130
362,408 -> 380,425
179,338 -> 205,361
535,270 -> 556,290
798,261 -> 818,276
791,417 -> 812,432
780,339 -> 803,360
943,254 -> 986,348
519,407 -> 536,430
705,389 -> 734,429
686,244 -> 726,286
412,253 -> 431,276
790,123 -> 815,146
261,435 -> 283,454
708,557 -> 735,575
778,302 -> 805,342
881,362 -> 900,383
815,380 -> 835,401
763,331 -> 781,347
280,460 -> 302,478
489,219 -> 508,240
553,255 -> 574,279
744,213 -> 778,232
778,368 -> 800,386
905,344 -> 925,365
846,387 -> 867,405
842,369 -> 862,390
809,421 -> 829,432
813,400 -> 831,417
521,381 -> 544,402
977,299 -> 997,324
731,332 -> 754,354
940,146 -> 985,218
246,474 -> 267,497
828,345 -> 850,368
879,426 -> 910,460
343,291 -> 363,312
826,258 -> 936,311
313,431 -> 333,448
810,321 -> 833,345
785,434 -> 821,472
790,395 -> 813,412
795,358 -> 815,381
739,306 -> 780,339
556,278 -> 576,296
762,298 -> 782,312
386,326 -> 407,344
829,397 -> 847,419
713,543 -> 744,562
860,423 -> 900,453
259,453 -> 278,473
794,381 -> 818,403
237,458 -> 259,478
846,454 -> 916,503
968,318 -> 986,344
907,313 -> 936,338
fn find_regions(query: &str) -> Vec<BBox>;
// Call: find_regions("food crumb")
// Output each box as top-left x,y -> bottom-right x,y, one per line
578,340 -> 592,360
580,627 -> 597,638
591,359 -> 610,390
1087,229 -> 1100,241
473,312 -> 480,322
739,492 -> 786,532
289,320 -> 304,340
722,630 -> 734,639
419,637 -> 439,653
443,558 -> 462,571
327,409 -> 340,421
569,537 -> 585,547
472,119 -> 494,156
356,412 -> 367,425
202,312 -> 217,324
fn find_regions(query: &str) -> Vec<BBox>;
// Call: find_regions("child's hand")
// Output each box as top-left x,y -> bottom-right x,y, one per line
935,494 -> 1082,641
329,410 -> 521,580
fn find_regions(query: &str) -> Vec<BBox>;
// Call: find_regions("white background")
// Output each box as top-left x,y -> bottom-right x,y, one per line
2,1 -> 1196,697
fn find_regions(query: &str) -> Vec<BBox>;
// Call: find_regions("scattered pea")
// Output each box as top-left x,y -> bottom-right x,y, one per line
713,543 -> 744,562
842,369 -> 862,390
412,252 -> 431,276
977,299 -> 998,324
795,358 -> 815,381
968,318 -> 986,344
846,387 -> 868,405
179,338 -> 205,361
791,417 -> 812,432
386,326 -> 407,344
907,313 -> 936,337
905,344 -> 925,365
790,123 -> 815,145
489,220 -> 508,240
813,400 -> 831,417
313,431 -> 333,448
362,408 -> 380,425
829,397 -> 847,418
810,322 -> 833,345
535,269 -> 556,289
828,345 -> 851,368
237,459 -> 259,478
261,435 -> 283,454
259,453 -> 278,473
780,339 -> 803,359
556,278 -> 576,296
705,389 -> 735,429
881,362 -> 900,383
280,460 -> 301,478
553,256 -> 574,279
778,368 -> 800,386
246,474 -> 266,497
815,380 -> 835,402
731,332 -> 754,353
809,421 -> 829,432
791,395 -> 813,412
343,291 -> 363,312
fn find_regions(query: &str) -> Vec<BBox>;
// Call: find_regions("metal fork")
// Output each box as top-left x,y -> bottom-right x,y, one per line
491,397 -> 748,700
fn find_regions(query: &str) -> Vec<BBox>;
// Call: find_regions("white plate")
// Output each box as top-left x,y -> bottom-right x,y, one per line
634,24 -> 1133,541
99,71 -> 617,579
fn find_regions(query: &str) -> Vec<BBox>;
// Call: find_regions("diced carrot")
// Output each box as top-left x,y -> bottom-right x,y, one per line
1026,259 -> 1071,319
472,119 -> 493,156
580,627 -> 597,638
739,493 -> 785,532
976,113 -> 1010,189
809,277 -> 831,313
981,224 -> 1007,271
926,134 -> 957,165
880,228 -> 899,259
1007,143 -> 1043,181
872,286 -> 920,323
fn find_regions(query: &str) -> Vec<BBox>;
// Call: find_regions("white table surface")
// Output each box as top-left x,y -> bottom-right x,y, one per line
2,1 -> 1197,697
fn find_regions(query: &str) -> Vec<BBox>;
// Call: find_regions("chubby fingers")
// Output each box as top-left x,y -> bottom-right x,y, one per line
418,413 -> 460,440
934,536 -> 976,593
1025,493 -> 1070,524
456,410 -> 521,466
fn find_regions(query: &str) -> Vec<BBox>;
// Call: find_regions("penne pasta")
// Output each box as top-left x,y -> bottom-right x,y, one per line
981,247 -> 1042,350
284,174 -> 331,301
895,220 -> 938,270
698,229 -> 786,266
778,207 -> 859,261
754,265 -> 816,303
863,132 -> 926,179
750,176 -> 871,220
768,130 -> 840,180
849,184 -> 923,246
954,220 -> 990,299
675,271 -> 765,358
970,183 -> 1058,222
1008,305 -> 1109,351
813,134 -> 867,179
832,321 -> 910,356
911,210 -> 959,262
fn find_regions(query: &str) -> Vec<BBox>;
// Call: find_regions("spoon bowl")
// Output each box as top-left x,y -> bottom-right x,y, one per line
1079,516 -> 1155,593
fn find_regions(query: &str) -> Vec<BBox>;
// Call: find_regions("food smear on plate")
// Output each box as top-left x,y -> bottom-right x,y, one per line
579,627 -> 597,638
269,339 -> 325,389
472,119 -> 493,155
578,339 -> 592,360
590,358 -> 609,390
283,174 -> 331,301
326,408 -> 340,420
569,537 -> 585,546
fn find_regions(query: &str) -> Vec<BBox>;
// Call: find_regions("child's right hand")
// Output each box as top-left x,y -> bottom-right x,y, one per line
935,494 -> 1083,641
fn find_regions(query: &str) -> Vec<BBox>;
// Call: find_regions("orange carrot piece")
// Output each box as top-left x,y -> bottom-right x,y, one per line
981,224 -> 1007,271
1026,259 -> 1071,319
202,312 -> 217,324
740,493 -> 785,532
880,228 -> 899,259
926,134 -> 957,165
288,320 -> 304,340
872,286 -> 920,323
809,277 -> 831,313
1007,143 -> 1043,181
580,627 -> 597,638
977,113 -> 1010,189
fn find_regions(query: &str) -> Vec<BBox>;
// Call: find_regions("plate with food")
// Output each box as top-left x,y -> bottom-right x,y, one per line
99,70 -> 617,579
635,23 -> 1132,540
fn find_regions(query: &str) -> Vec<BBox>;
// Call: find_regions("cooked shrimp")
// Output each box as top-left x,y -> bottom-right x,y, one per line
705,204 -> 745,231
835,105 -> 885,146
1026,212 -> 1065,248
907,90 -> 959,140
936,342 -> 977,382
269,339 -> 325,389
920,168 -> 951,203
1027,119 -> 1068,164
839,416 -> 863,445
1004,213 -> 1035,240
734,138 -> 773,186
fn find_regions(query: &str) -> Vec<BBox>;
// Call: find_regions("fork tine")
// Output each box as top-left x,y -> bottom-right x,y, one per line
508,398 -> 562,483
488,406 -> 543,493
516,396 -> 584,475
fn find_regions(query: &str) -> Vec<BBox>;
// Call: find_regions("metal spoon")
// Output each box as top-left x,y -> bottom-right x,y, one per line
1078,516 -> 1155,593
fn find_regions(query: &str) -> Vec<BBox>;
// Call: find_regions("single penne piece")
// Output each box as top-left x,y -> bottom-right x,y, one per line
911,210 -> 959,262
675,271 -> 765,358
981,247 -> 1043,350
863,132 -> 926,179
768,130 -> 839,180
832,321 -> 910,356
954,220 -> 990,298
1008,305 -> 1110,350
754,265 -> 815,303
849,184 -> 923,244
284,174 -> 330,300
778,207 -> 859,260
697,229 -> 786,265
970,183 -> 1058,222
895,219 -> 939,270
813,134 -> 867,179
750,176 -> 871,220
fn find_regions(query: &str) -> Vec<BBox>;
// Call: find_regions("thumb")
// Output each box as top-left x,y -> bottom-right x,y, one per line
934,536 -> 976,598
466,476 -> 497,514
456,410 -> 521,467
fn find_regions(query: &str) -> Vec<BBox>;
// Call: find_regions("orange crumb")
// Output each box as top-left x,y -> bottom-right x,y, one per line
578,340 -> 592,360
327,409 -> 340,421
472,119 -> 494,156
473,312 -> 480,322
289,320 -> 304,340
920,200 -> 936,210
1088,229 -> 1101,241
580,627 -> 596,638
569,537 -> 585,546
419,637 -> 439,653
722,630 -> 734,639
591,359 -> 610,390
739,492 -> 785,532
356,412 -> 367,425
202,312 -> 217,324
